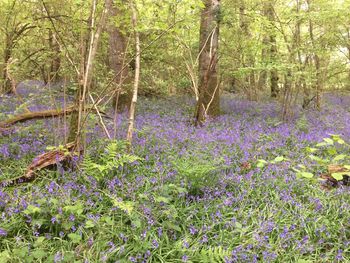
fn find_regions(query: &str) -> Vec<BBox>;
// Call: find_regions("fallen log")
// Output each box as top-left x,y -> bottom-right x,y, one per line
0,105 -> 110,128
0,106 -> 75,127
1,142 -> 77,187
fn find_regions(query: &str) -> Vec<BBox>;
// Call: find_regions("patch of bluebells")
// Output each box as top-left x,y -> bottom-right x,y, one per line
0,88 -> 349,262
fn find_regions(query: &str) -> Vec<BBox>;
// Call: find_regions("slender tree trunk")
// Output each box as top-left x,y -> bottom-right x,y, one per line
126,2 -> 140,145
347,43 -> 350,90
2,38 -> 13,94
68,0 -> 111,149
260,1 -> 278,97
306,0 -> 321,110
49,29 -> 61,82
195,0 -> 221,125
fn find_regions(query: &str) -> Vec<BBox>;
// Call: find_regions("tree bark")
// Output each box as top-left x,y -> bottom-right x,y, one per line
306,0 -> 322,110
239,2 -> 257,101
126,2 -> 140,146
2,37 -> 13,94
195,0 -> 221,125
49,29 -> 61,82
260,1 -> 279,97
108,1 -> 132,113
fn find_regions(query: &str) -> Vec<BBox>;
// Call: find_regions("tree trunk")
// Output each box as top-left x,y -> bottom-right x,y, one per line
49,29 -> 61,83
108,1 -> 132,112
239,3 -> 257,101
68,0 -> 111,147
2,38 -> 13,94
261,1 -> 278,97
126,2 -> 140,146
306,0 -> 321,110
195,0 -> 221,125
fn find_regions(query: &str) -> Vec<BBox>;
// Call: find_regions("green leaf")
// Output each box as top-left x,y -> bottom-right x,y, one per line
306,147 -> 318,153
113,200 -> 134,215
131,216 -> 142,228
337,139 -> 345,144
344,165 -> 350,170
297,259 -> 313,263
331,172 -> 349,181
327,147 -> 337,155
24,205 -> 41,215
103,216 -> 113,225
68,233 -> 82,244
299,172 -> 314,178
257,159 -> 267,168
13,247 -> 27,258
163,221 -> 181,232
323,138 -> 334,145
85,220 -> 95,228
155,196 -> 171,203
333,154 -> 346,162
273,156 -> 284,163
32,250 -> 46,259
316,142 -> 327,147
63,203 -> 84,215
330,134 -> 346,144
0,251 -> 11,263
34,236 -> 45,247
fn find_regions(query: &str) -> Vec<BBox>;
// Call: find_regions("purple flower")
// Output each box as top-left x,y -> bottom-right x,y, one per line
0,228 -> 7,236
54,252 -> 63,263
152,239 -> 159,248
157,227 -> 163,237
189,225 -> 198,235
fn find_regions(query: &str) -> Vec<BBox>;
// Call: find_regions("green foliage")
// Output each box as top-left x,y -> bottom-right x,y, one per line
172,156 -> 221,194
82,140 -> 142,181
295,135 -> 350,181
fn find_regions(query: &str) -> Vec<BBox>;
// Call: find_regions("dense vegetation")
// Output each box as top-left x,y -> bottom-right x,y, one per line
0,0 -> 350,262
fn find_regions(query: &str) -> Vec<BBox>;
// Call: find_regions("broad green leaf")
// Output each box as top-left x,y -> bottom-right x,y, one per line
13,247 -> 27,258
337,139 -> 345,144
273,156 -> 284,163
331,172 -> 349,181
32,250 -> 46,259
309,155 -> 326,164
327,147 -> 337,155
0,251 -> 11,263
344,165 -> 350,170
63,203 -> 84,215
155,196 -> 171,203
323,138 -> 334,145
306,147 -> 318,153
297,259 -> 313,263
333,154 -> 346,162
257,159 -> 267,168
113,200 -> 134,215
85,220 -> 95,228
24,205 -> 41,215
299,172 -> 314,178
68,233 -> 82,244
34,237 -> 45,247
330,134 -> 345,144
163,221 -> 181,232
103,216 -> 113,225
316,142 -> 327,147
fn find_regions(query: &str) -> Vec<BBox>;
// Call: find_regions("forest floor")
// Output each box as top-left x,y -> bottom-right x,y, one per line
0,83 -> 350,262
